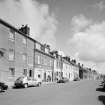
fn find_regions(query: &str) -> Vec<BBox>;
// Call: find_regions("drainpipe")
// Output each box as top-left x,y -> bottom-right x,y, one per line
33,42 -> 36,79
52,58 -> 54,82
61,56 -> 63,79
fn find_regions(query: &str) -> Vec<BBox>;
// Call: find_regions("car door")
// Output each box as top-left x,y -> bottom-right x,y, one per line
32,79 -> 36,86
27,78 -> 33,86
31,78 -> 37,86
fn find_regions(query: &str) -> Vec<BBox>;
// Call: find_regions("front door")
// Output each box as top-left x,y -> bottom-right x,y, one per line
44,72 -> 46,82
29,70 -> 32,77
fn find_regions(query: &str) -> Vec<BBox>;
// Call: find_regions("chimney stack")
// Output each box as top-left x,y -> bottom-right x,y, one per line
19,24 -> 30,36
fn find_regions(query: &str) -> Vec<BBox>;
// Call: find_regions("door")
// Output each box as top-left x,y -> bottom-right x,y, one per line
44,72 -> 46,82
29,70 -> 32,77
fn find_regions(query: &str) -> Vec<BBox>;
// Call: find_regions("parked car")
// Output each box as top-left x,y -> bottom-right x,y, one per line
74,77 -> 80,81
0,82 -> 8,92
101,80 -> 105,86
101,79 -> 105,90
57,77 -> 69,83
14,76 -> 42,88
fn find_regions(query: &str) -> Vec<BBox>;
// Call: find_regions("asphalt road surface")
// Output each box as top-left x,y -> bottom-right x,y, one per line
0,80 -> 105,105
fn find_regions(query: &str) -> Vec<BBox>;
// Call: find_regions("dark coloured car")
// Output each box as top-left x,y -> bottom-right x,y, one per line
103,82 -> 105,90
57,77 -> 69,83
0,82 -> 8,92
74,77 -> 80,81
102,80 -> 105,90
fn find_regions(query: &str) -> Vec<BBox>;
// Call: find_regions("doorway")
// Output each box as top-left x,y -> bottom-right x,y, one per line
29,70 -> 32,77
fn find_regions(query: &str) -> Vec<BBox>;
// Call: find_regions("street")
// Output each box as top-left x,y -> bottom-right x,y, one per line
0,80 -> 105,105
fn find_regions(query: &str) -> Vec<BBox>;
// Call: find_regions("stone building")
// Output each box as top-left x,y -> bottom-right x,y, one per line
50,51 -> 62,81
0,19 -> 54,86
34,43 -> 54,82
0,19 -> 83,87
62,57 -> 74,81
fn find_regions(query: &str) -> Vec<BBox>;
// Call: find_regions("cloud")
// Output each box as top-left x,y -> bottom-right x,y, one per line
94,1 -> 105,10
71,14 -> 92,32
0,0 -> 57,48
70,20 -> 105,63
68,14 -> 105,74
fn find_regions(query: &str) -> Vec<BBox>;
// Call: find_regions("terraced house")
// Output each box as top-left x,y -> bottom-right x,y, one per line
0,19 -> 83,87
34,43 -> 54,82
50,51 -> 63,81
62,56 -> 75,81
0,19 -> 54,86
50,51 -> 79,81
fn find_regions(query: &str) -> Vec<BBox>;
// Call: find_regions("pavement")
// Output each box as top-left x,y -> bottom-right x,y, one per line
0,80 -> 105,105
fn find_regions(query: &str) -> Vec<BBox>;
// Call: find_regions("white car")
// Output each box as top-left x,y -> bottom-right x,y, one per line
14,76 -> 42,88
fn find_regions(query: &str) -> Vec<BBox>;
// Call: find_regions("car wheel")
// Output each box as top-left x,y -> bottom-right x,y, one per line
24,84 -> 28,88
38,82 -> 41,86
0,86 -> 3,92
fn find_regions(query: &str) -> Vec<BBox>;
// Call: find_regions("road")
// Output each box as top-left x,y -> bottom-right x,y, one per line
0,80 -> 105,105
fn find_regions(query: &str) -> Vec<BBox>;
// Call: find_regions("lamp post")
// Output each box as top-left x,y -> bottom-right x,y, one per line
92,65 -> 96,80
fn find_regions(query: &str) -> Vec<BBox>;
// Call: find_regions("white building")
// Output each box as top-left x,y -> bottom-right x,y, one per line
62,57 -> 74,81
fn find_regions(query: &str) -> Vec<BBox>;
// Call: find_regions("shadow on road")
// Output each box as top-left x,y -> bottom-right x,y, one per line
98,95 -> 105,105
12,86 -> 25,89
12,86 -> 39,90
0,90 -> 5,93
96,87 -> 105,92
99,84 -> 104,86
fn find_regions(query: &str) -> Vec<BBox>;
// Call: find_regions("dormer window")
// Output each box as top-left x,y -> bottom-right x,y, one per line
45,48 -> 49,53
41,45 -> 45,52
35,43 -> 41,50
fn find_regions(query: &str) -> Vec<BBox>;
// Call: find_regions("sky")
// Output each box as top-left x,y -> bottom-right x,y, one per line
0,0 -> 105,74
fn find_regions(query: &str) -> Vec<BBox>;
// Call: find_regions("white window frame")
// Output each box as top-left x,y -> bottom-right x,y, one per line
22,54 -> 27,61
36,43 -> 41,50
38,55 -> 40,64
9,30 -> 15,41
8,49 -> 15,61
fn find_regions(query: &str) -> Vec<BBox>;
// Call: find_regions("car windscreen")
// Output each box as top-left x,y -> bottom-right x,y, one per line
16,77 -> 24,81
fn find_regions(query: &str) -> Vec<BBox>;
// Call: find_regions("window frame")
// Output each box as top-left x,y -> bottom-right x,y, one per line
8,49 -> 15,61
23,69 -> 27,76
9,29 -> 15,41
22,53 -> 27,62
9,68 -> 15,76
